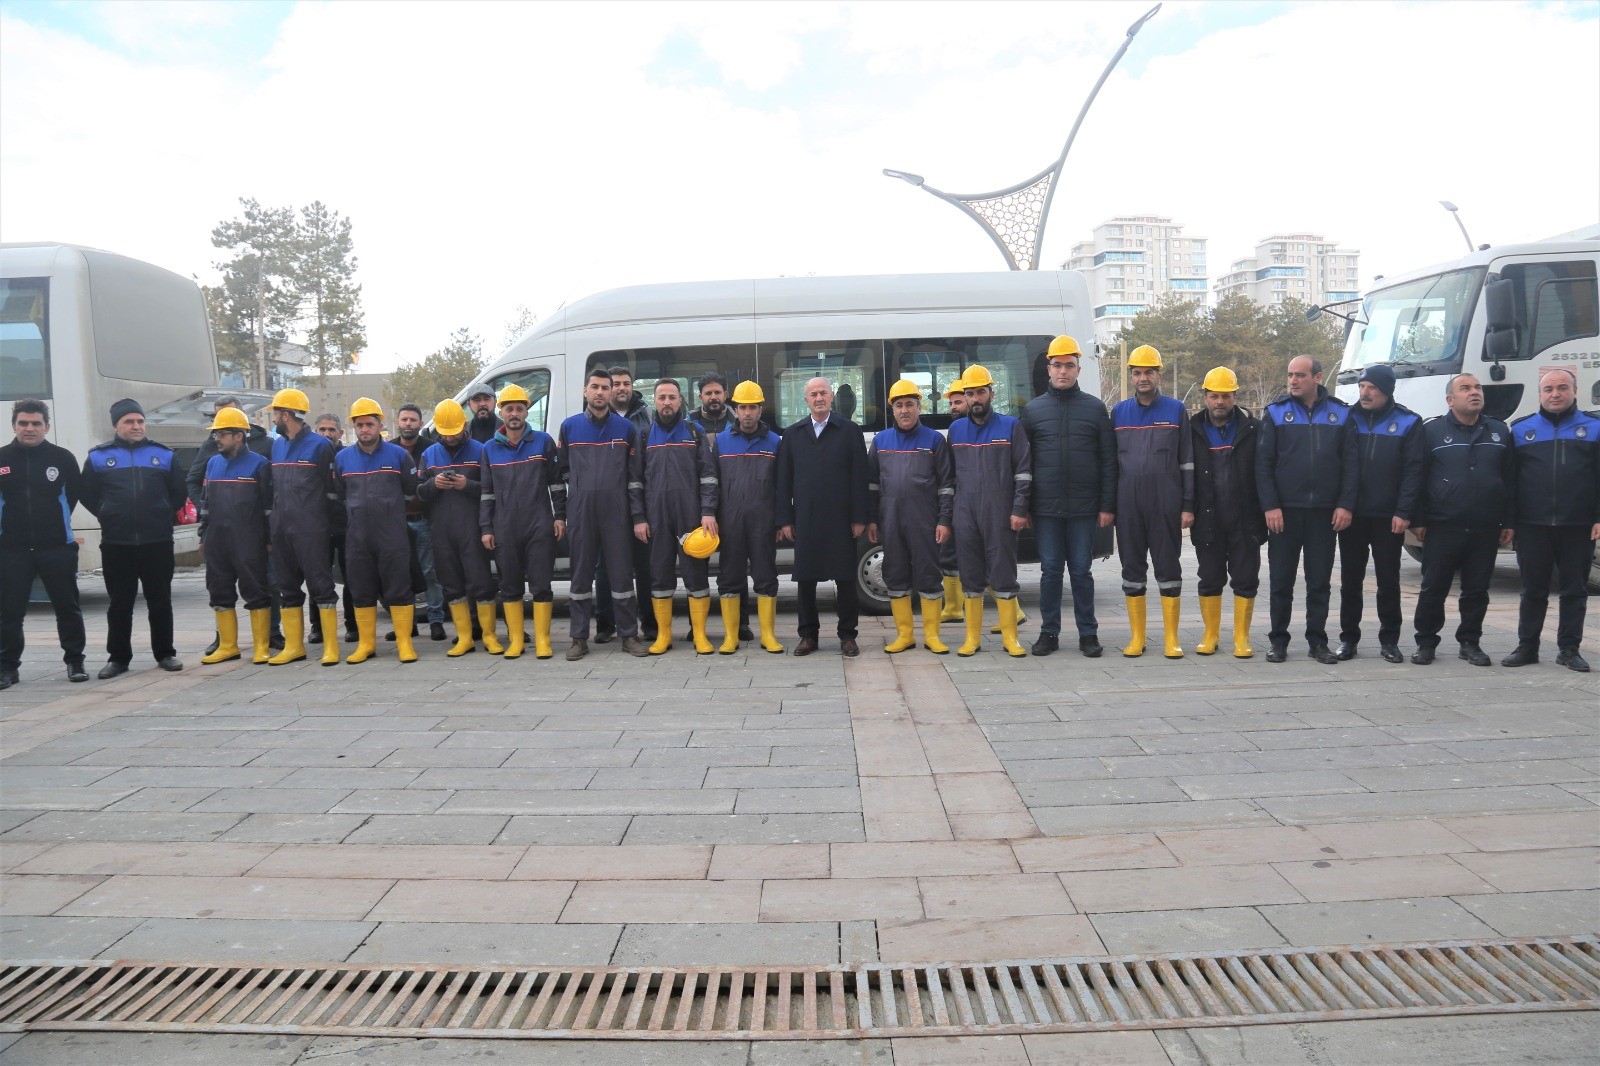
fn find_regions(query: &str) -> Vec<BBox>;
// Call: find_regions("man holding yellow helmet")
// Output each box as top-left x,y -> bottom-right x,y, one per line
641,379 -> 720,655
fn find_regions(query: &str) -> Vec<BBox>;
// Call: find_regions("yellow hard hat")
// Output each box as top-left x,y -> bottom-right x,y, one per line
433,399 -> 467,436
1202,366 -> 1240,393
271,388 -> 310,413
497,383 -> 530,406
349,397 -> 384,421
679,527 -> 720,560
962,364 -> 995,389
1047,336 -> 1082,360
1128,345 -> 1163,369
730,381 -> 765,405
944,377 -> 966,398
209,407 -> 250,432
887,379 -> 922,403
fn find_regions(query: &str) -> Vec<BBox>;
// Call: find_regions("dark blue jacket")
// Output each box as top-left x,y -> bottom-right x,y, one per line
1416,413 -> 1514,528
0,438 -> 80,550
1256,387 -> 1358,512
1509,407 -> 1600,527
1021,384 -> 1116,517
80,436 -> 188,546
1350,401 -> 1425,521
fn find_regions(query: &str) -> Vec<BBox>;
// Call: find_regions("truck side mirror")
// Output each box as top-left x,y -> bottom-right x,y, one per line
1482,278 -> 1517,373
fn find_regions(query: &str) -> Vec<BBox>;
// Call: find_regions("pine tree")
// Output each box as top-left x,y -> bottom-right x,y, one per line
210,198 -> 299,389
297,201 -> 366,376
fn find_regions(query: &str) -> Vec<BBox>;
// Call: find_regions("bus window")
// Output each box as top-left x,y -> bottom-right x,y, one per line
588,344 -> 758,416
1497,261 -> 1598,360
0,278 -> 51,400
886,335 -> 1051,426
484,367 -> 552,431
762,340 -> 883,430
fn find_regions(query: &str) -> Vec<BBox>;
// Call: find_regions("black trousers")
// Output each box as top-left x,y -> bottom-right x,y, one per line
1195,522 -> 1261,598
102,541 -> 175,664
1338,516 -> 1404,646
1266,507 -> 1336,648
1515,524 -> 1592,651
797,577 -> 859,641
1,544 -> 86,669
1413,524 -> 1500,650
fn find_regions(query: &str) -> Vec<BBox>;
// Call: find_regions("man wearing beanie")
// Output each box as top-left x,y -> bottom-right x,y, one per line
1337,364 -> 1424,663
80,398 -> 189,678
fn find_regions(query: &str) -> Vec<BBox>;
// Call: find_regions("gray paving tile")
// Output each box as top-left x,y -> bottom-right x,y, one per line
186,788 -> 352,814
501,747 -> 641,768
1260,785 -> 1592,824
0,915 -> 143,958
297,1037 -> 751,1064
1099,752 -> 1260,779
734,787 -> 862,814
586,767 -> 710,790
107,918 -> 375,962
1090,907 -> 1288,954
1454,889 -> 1600,937
341,814 -> 509,845
494,816 -> 633,846
0,1032 -> 316,1065
749,1041 -> 894,1065
0,811 -> 243,842
409,768 -> 599,790
705,767 -> 858,789
1019,778 -> 1189,806
771,745 -> 859,766
1344,760 -> 1599,792
991,738 -> 1145,760
611,921 -> 843,966
328,789 -> 452,814
1000,758 -> 1111,782
215,814 -> 367,843
624,813 -> 865,844
1165,1012 -> 1600,1066
1174,770 -> 1365,801
347,921 -> 621,965
1032,801 -> 1275,836
1242,743 -> 1464,772
1258,897 -> 1500,945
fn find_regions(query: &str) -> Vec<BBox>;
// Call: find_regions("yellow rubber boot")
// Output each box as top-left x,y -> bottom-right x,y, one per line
476,602 -> 504,654
1195,595 -> 1223,656
884,597 -> 916,653
248,608 -> 272,664
956,595 -> 984,657
940,576 -> 963,621
1122,596 -> 1147,658
447,601 -> 476,657
718,597 -> 741,654
532,600 -> 554,659
757,595 -> 784,653
269,607 -> 306,665
319,607 -> 340,666
1161,595 -> 1183,659
202,610 -> 241,663
920,596 -> 948,654
688,596 -> 714,654
648,597 -> 674,654
345,606 -> 378,663
502,600 -> 526,659
997,597 -> 1027,657
988,592 -> 1028,634
391,604 -> 418,663
1233,596 -> 1255,659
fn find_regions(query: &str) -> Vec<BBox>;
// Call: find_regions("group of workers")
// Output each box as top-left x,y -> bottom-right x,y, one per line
1,337 -> 1595,688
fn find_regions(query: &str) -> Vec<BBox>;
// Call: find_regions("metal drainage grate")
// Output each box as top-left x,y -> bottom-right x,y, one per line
1,937 -> 1595,1040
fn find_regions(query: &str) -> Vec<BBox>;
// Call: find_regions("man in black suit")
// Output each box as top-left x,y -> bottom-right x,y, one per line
776,377 -> 870,656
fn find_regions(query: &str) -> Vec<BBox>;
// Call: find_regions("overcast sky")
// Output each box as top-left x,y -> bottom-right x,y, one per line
3,0 -> 1596,373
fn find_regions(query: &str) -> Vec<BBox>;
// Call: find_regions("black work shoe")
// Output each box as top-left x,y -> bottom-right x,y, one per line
1501,645 -> 1539,668
0,669 -> 17,690
270,632 -> 284,651
1336,641 -> 1357,661
1266,644 -> 1288,663
1380,642 -> 1404,664
98,661 -> 129,680
1557,649 -> 1591,673
157,656 -> 184,672
1031,633 -> 1059,657
1309,644 -> 1339,665
308,628 -> 323,645
344,628 -> 359,644
384,630 -> 396,642
204,636 -> 221,657
739,626 -> 755,642
430,622 -> 448,641
67,660 -> 89,683
1079,635 -> 1103,658
1411,646 -> 1436,665
1458,643 -> 1491,667
593,628 -> 616,645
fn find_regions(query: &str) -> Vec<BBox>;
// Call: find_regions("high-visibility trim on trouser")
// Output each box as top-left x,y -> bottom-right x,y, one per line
318,606 -> 340,666
202,610 -> 241,664
268,606 -> 307,665
885,596 -> 916,653
447,601 -> 476,657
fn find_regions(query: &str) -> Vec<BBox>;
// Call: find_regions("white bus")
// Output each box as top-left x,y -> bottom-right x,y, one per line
0,243 -> 261,570
1328,235 -> 1600,587
461,270 -> 1098,610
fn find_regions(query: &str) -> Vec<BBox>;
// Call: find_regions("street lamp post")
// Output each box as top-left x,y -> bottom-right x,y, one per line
884,4 -> 1162,271
1439,200 -> 1476,254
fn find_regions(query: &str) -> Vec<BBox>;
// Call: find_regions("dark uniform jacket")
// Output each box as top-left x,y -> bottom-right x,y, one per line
1111,395 -> 1194,513
0,438 -> 80,550
1256,386 -> 1359,512
1350,401 -> 1425,521
1416,413 -> 1514,528
269,429 -> 338,538
333,441 -> 419,537
948,412 -> 1033,518
81,437 -> 188,546
867,423 -> 955,527
716,423 -> 781,525
1188,409 -> 1266,547
619,395 -> 652,435
417,438 -> 487,533
187,424 -> 271,503
394,436 -> 430,519
1509,406 -> 1600,527
200,450 -> 272,545
690,406 -> 731,436
1022,384 -> 1116,517
480,429 -> 565,536
644,416 -> 719,524
775,412 -> 869,582
557,410 -> 646,524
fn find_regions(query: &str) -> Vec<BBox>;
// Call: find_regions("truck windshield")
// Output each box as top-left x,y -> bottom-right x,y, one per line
1343,267 -> 1485,372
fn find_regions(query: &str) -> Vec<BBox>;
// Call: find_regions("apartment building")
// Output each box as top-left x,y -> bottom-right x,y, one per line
1214,233 -> 1362,309
1061,215 -> 1208,340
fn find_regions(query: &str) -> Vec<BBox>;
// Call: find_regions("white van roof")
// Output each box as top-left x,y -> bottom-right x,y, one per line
1369,238 -> 1600,292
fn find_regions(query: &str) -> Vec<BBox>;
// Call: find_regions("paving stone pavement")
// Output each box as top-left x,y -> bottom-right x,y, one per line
2,549 -> 1597,1064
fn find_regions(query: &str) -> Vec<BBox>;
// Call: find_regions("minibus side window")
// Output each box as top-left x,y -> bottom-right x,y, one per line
886,335 -> 1052,427
762,340 -> 884,431
0,277 -> 51,400
485,368 -> 552,430
588,345 -> 759,419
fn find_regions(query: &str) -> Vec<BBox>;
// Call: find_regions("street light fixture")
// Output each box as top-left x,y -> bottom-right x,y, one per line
883,4 -> 1162,270
1439,201 -> 1476,254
